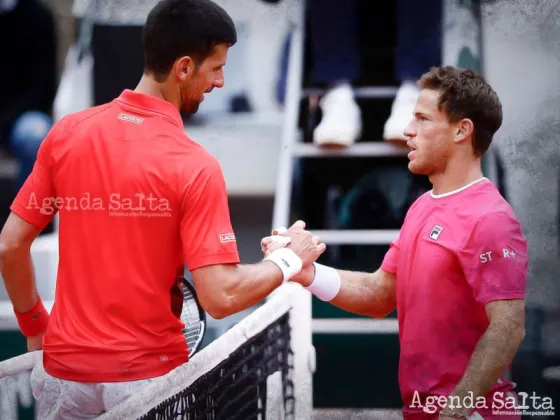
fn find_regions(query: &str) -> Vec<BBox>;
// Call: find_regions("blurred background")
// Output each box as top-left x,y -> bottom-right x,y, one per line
0,0 -> 559,418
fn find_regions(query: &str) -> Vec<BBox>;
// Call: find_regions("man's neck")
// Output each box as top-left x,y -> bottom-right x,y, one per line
134,74 -> 181,111
429,155 -> 484,195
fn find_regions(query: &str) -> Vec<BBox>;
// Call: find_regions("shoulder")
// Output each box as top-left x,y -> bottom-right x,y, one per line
62,104 -> 113,131
404,190 -> 432,217
463,206 -> 526,251
44,105 -> 110,147
468,181 -> 521,230
171,135 -> 225,189
176,134 -> 222,171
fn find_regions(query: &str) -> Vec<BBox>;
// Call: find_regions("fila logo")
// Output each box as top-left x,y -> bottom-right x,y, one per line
118,113 -> 144,124
429,225 -> 444,240
220,233 -> 236,243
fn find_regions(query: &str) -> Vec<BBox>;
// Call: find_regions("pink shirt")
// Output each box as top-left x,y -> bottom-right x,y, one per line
382,178 -> 528,419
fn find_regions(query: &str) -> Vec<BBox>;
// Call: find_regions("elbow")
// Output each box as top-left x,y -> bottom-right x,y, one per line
369,307 -> 394,319
0,241 -> 26,270
206,306 -> 230,320
508,315 -> 525,349
514,324 -> 526,349
499,321 -> 525,353
0,236 -> 30,257
368,297 -> 396,319
0,243 -> 5,271
202,293 -> 237,320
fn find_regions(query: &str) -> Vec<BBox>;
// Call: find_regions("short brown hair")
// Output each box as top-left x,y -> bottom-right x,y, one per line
418,66 -> 503,157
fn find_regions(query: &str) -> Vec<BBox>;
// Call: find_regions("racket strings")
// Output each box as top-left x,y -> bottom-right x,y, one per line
180,283 -> 204,354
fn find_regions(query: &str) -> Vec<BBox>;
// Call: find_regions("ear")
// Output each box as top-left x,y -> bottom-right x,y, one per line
172,56 -> 196,82
453,118 -> 474,145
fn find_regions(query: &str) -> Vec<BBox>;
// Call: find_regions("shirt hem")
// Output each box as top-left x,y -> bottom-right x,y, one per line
381,261 -> 397,274
43,353 -> 188,383
479,292 -> 525,306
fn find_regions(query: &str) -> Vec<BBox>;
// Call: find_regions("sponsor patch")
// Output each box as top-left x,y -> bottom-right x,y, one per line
220,233 -> 236,243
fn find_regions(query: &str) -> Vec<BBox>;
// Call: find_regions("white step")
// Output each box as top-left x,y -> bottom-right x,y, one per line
312,230 -> 399,245
313,318 -> 398,334
185,112 -> 282,196
303,86 -> 398,99
542,366 -> 560,381
294,143 -> 409,158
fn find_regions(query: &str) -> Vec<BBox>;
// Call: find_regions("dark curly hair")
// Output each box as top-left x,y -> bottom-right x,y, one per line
418,66 -> 503,157
143,0 -> 237,81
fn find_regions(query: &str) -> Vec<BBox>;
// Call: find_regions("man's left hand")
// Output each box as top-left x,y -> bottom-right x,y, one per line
27,332 -> 44,352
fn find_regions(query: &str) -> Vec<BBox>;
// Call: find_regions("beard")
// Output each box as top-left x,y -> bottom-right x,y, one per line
179,79 -> 203,115
408,151 -> 447,176
182,99 -> 201,115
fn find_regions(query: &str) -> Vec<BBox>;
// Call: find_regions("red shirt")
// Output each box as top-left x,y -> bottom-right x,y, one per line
11,90 -> 240,382
382,178 -> 527,420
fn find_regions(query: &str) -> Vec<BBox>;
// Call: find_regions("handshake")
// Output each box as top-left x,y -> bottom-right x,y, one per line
259,220 -> 341,301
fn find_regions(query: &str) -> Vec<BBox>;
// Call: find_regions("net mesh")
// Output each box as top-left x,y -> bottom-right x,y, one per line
99,283 -> 312,420
139,313 -> 294,420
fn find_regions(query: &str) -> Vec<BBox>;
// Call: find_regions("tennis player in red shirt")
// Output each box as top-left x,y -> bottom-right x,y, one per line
0,0 -> 324,418
265,66 -> 528,420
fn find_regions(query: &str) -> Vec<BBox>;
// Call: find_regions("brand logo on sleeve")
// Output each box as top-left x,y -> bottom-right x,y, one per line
480,248 -> 518,264
220,233 -> 236,243
429,225 -> 444,240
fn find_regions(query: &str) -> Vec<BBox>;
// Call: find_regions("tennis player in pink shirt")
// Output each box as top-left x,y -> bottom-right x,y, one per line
264,66 -> 528,419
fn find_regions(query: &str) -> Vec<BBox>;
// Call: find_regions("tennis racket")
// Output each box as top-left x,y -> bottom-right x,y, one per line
178,276 -> 207,357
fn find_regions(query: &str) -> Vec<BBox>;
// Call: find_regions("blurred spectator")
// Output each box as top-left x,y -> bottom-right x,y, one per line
0,0 -> 57,187
307,0 -> 442,147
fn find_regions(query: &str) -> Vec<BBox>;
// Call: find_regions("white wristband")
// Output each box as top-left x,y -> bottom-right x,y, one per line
264,247 -> 303,283
305,263 -> 341,301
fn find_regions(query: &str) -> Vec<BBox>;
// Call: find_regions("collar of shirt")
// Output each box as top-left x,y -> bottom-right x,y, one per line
115,89 -> 184,129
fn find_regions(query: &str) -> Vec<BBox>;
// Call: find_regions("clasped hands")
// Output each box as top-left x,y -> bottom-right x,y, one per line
260,220 -> 325,286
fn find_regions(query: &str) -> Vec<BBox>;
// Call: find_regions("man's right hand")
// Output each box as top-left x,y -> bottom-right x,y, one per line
263,221 -> 326,267
290,264 -> 315,287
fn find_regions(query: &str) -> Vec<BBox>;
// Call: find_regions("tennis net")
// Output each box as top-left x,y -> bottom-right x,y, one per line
99,282 -> 314,420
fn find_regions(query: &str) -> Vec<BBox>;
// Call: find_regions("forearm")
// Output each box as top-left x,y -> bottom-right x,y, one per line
449,323 -> 524,409
223,261 -> 284,315
298,266 -> 396,318
1,247 -> 39,313
193,227 -> 316,319
330,269 -> 394,318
